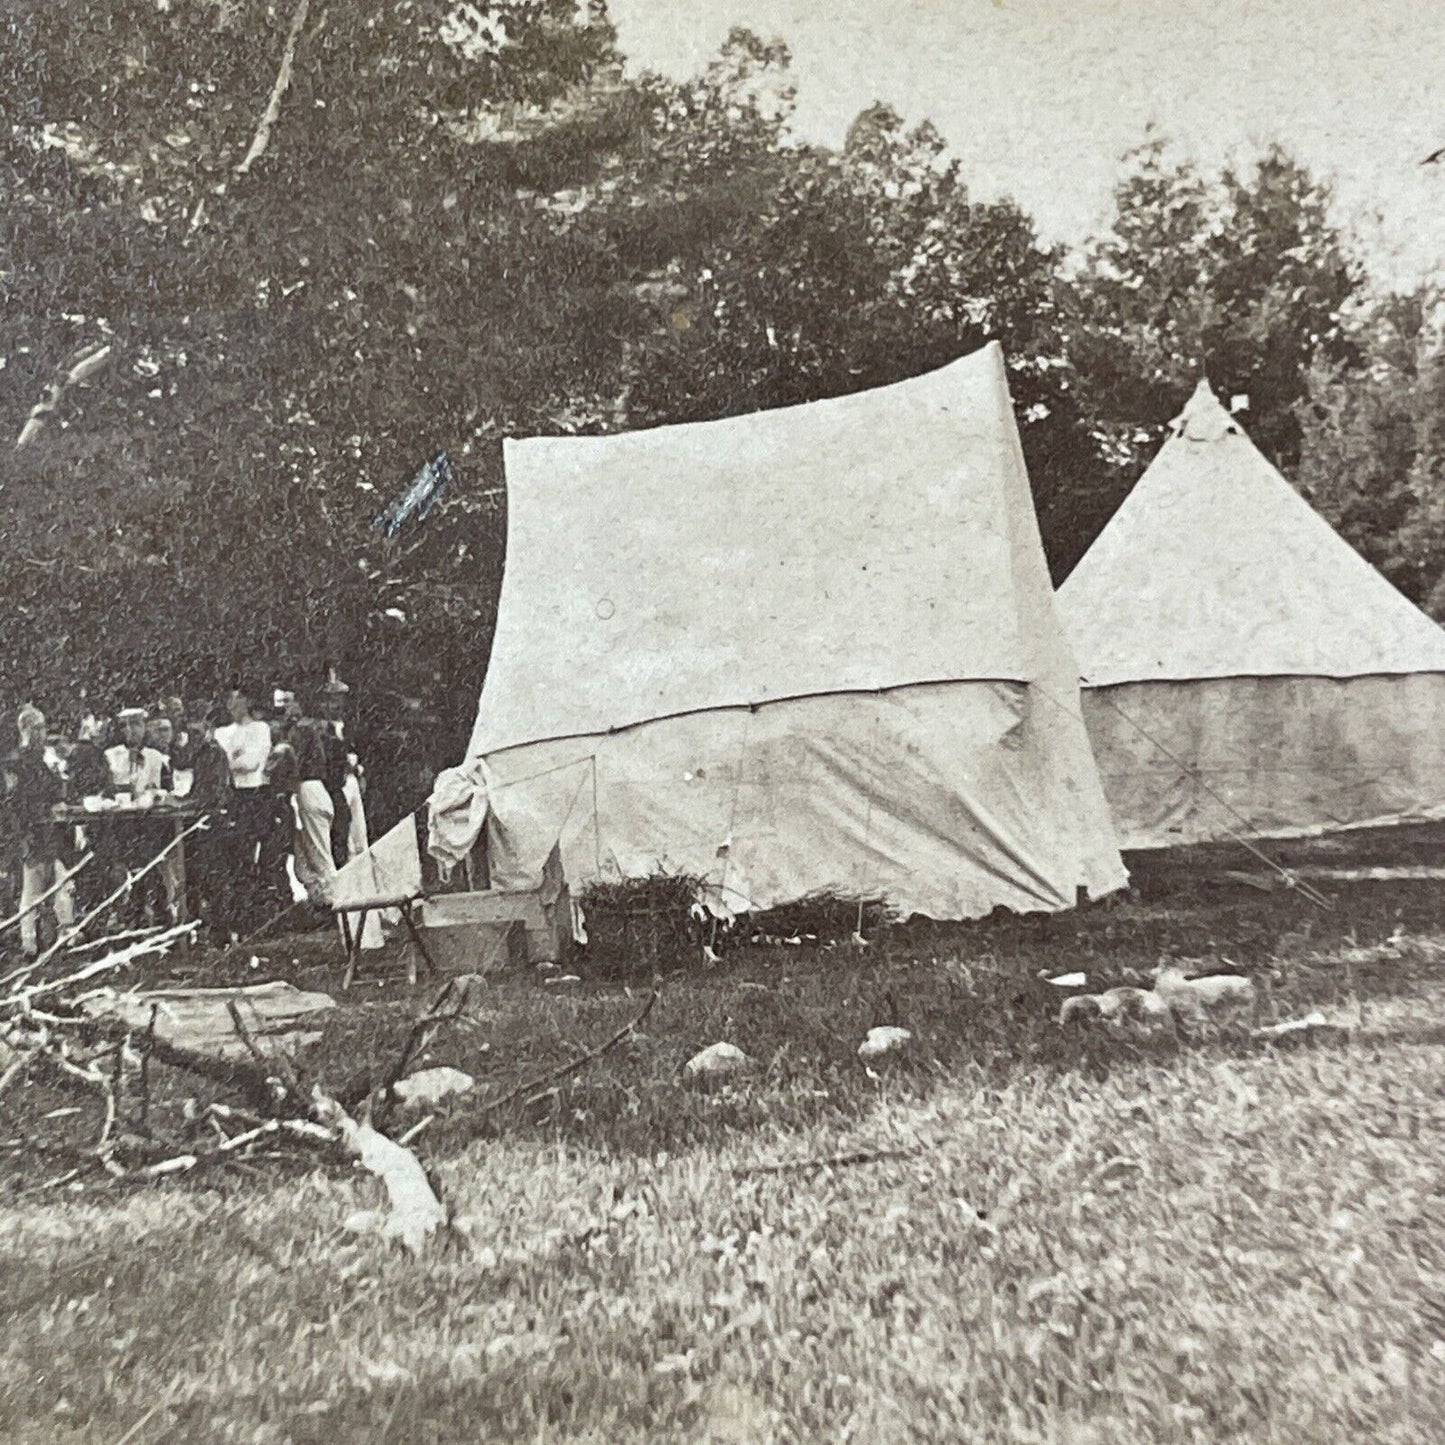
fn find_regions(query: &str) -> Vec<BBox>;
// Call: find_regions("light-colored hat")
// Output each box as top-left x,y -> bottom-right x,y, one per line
117,706 -> 149,724
16,704 -> 45,743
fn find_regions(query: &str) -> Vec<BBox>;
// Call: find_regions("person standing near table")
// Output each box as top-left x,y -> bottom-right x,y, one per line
105,708 -> 170,797
289,707 -> 345,903
12,706 -> 76,959
146,715 -> 174,769
215,686 -> 274,927
160,697 -> 193,772
104,707 -> 179,924
68,715 -> 113,801
184,705 -> 234,937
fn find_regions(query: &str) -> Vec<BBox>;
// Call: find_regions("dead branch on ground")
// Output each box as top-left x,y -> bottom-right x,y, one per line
477,988 -> 658,1119
235,0 -> 312,176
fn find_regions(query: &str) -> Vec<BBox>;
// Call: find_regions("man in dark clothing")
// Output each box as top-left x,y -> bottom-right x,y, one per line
12,706 -> 75,958
161,697 -> 194,772
67,715 -> 114,801
184,707 -> 235,936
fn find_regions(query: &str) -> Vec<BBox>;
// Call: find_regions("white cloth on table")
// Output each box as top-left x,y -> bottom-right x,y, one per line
332,814 -> 423,952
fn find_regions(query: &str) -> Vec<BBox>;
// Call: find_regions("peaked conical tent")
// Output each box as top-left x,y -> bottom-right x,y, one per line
436,342 -> 1127,919
1058,380 -> 1445,849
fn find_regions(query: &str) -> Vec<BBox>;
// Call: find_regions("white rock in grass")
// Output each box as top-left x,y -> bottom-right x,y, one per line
1251,1011 -> 1333,1041
393,1066 -> 475,1108
858,1026 -> 912,1060
1153,966 -> 1256,1019
1046,972 -> 1087,988
342,1208 -> 383,1236
683,1042 -> 753,1079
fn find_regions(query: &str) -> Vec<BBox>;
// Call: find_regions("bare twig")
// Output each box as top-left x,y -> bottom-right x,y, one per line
395,1114 -> 434,1147
15,344 -> 111,449
0,1049 -> 31,1099
226,999 -> 304,1107
235,0 -> 312,176
62,923 -> 166,958
138,1003 -> 158,1133
0,853 -> 94,938
733,1145 -> 922,1178
8,920 -> 198,1008
478,989 -> 658,1118
28,1032 -> 121,1167
1,816 -> 210,988
332,976 -> 474,1114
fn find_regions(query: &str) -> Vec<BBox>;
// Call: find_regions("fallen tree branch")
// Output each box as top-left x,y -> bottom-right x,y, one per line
15,344 -> 111,449
336,976 -> 474,1114
236,0 -> 311,176
77,1012 -> 287,1114
8,921 -> 198,1009
732,1145 -> 923,1178
0,854 -> 94,938
62,923 -> 166,958
312,1087 -> 445,1252
477,989 -> 658,1119
1,816 -> 210,987
226,996 -> 308,1111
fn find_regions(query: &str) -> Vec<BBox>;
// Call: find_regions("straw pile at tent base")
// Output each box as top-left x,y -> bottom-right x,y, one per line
575,878 -> 897,977
746,894 -> 894,946
576,875 -> 711,978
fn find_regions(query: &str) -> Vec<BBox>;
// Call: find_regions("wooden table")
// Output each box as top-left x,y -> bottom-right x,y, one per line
54,800 -> 204,924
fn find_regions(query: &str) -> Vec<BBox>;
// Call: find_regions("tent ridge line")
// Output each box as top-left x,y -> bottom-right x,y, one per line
478,675 -> 1034,757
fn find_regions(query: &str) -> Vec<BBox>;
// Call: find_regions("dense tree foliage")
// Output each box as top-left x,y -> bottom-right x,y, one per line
0,3 -> 1424,825
1297,289 -> 1445,614
1058,138 -> 1367,565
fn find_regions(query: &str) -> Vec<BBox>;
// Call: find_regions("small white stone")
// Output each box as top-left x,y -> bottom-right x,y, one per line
393,1067 -> 475,1107
858,1026 -> 912,1060
683,1042 -> 754,1079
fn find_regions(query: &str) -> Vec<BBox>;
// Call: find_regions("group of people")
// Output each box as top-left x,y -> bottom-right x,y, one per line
2,682 -> 375,957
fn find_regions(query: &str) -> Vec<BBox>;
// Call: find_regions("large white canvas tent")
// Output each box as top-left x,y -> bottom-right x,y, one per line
433,341 -> 1126,919
1058,380 -> 1445,851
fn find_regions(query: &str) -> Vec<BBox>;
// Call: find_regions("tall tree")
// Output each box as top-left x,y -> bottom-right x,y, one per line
1297,289 -> 1445,615
1061,138 -> 1365,569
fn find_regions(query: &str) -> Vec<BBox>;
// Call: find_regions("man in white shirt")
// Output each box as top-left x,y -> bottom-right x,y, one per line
215,688 -> 272,792
104,708 -> 169,796
214,685 -> 277,932
102,706 -> 179,923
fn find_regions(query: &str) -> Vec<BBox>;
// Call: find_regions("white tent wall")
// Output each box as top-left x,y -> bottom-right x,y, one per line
479,680 -> 1124,920
452,341 -> 1127,920
1082,674 -> 1445,852
1059,380 -> 1445,852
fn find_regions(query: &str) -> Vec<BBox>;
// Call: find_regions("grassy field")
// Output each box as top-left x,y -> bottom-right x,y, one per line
2,839 -> 1444,1442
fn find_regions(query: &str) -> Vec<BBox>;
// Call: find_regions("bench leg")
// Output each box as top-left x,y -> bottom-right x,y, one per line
400,904 -> 440,982
341,909 -> 369,990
